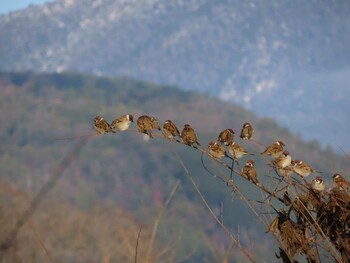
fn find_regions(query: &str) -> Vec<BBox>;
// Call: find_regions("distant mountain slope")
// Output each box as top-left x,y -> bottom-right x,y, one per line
1,71 -> 350,261
0,0 -> 350,150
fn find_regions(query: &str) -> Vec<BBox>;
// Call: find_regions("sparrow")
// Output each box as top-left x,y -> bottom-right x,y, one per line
218,128 -> 235,146
111,114 -> 134,132
240,122 -> 253,140
276,165 -> 294,178
241,159 -> 261,186
291,160 -> 318,178
311,176 -> 326,192
181,124 -> 201,146
261,140 -> 285,158
208,141 -> 226,159
272,150 -> 292,169
228,141 -> 253,160
150,116 -> 161,131
94,116 -> 115,134
137,115 -> 160,138
332,173 -> 350,191
163,120 -> 180,140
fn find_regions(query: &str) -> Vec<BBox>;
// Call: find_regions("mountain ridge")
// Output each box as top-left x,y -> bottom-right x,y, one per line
0,0 -> 350,150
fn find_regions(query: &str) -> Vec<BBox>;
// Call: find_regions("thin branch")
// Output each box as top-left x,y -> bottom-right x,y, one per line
135,225 -> 142,263
222,241 -> 235,263
175,152 -> 257,263
53,132 -> 100,141
145,180 -> 181,263
29,221 -> 55,263
336,143 -> 350,162
209,158 -> 274,228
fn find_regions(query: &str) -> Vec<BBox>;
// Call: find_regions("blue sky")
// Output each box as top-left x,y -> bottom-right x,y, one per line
0,0 -> 51,14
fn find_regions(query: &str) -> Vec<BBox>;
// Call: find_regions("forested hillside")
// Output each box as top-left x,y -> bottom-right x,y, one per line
1,71 -> 349,262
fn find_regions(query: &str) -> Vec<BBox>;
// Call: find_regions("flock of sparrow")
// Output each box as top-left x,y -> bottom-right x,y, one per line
93,113 -> 349,261
93,114 -> 350,195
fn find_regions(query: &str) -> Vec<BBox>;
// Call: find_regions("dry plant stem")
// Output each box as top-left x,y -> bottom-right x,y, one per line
180,135 -> 285,225
175,153 -> 257,263
120,228 -> 136,254
286,190 -> 343,262
155,244 -> 181,262
222,242 -> 235,263
55,126 -> 145,142
135,225 -> 142,263
29,221 -> 55,263
186,143 -> 329,261
229,159 -> 235,182
258,187 -> 273,225
202,145 -> 286,205
220,201 -> 224,224
167,225 -> 184,263
211,158 -> 281,226
145,180 -> 181,263
200,153 -> 219,178
159,244 -> 196,263
54,132 -> 100,141
336,143 -> 350,162
210,159 -> 269,227
172,249 -> 197,263
282,193 -> 342,262
202,233 -> 220,262
249,138 -> 267,147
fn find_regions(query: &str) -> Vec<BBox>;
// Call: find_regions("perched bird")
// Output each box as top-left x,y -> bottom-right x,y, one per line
332,173 -> 350,191
149,116 -> 161,131
181,124 -> 201,146
137,115 -> 159,138
240,122 -> 253,140
272,150 -> 292,169
218,128 -> 235,146
228,141 -> 253,160
241,159 -> 261,186
163,120 -> 180,140
276,165 -> 294,178
311,176 -> 326,192
94,116 -> 115,134
208,141 -> 226,159
291,160 -> 318,178
261,140 -> 285,158
111,114 -> 134,132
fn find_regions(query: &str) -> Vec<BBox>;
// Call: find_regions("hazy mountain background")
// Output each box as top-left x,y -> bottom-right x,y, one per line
1,71 -> 350,262
0,0 -> 349,150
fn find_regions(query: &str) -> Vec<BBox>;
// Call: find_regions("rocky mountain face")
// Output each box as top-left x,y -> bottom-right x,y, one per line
1,0 -> 350,149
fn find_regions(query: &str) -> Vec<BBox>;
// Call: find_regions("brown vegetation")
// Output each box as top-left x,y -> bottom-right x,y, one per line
1,73 -> 350,262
